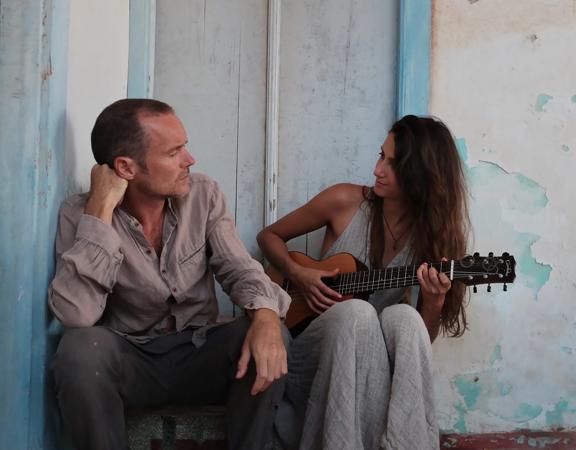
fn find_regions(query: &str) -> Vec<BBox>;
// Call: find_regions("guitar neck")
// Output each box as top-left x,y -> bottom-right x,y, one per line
328,261 -> 455,295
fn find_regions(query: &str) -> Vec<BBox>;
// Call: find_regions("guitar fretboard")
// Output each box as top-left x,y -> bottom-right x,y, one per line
326,261 -> 459,294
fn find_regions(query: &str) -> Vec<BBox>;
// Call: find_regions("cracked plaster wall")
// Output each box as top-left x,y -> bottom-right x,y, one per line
430,0 -> 576,434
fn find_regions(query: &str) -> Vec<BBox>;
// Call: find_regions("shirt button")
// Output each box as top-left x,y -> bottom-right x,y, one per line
161,269 -> 167,275
146,249 -> 152,255
172,288 -> 177,293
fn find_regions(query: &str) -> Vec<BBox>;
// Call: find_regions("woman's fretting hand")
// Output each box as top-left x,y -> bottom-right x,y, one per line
290,266 -> 342,314
417,259 -> 452,306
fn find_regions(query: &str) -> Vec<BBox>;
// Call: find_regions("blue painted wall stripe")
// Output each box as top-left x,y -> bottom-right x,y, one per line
396,0 -> 432,117
0,0 -> 68,448
128,0 -> 156,98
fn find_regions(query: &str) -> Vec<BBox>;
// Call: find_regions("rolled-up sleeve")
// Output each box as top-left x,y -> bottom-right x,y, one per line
48,204 -> 124,327
205,185 -> 291,318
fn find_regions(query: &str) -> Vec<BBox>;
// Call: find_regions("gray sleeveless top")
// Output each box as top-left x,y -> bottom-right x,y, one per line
322,201 -> 419,312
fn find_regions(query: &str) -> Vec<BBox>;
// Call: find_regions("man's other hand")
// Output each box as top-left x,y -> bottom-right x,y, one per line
85,164 -> 128,224
236,308 -> 287,395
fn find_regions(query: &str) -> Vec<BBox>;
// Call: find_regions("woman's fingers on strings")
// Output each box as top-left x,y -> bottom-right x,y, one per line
310,288 -> 332,311
318,283 -> 341,300
438,271 -> 452,290
306,296 -> 324,314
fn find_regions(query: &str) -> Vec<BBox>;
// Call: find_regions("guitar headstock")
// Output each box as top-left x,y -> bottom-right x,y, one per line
455,252 -> 516,292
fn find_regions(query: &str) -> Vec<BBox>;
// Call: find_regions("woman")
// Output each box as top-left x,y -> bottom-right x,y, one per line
257,115 -> 470,450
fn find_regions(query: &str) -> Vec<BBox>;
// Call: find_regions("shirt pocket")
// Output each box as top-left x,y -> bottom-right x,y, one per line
178,241 -> 208,267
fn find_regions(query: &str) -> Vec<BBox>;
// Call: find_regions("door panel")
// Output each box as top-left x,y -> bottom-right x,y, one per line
154,0 -> 397,310
279,0 -> 398,257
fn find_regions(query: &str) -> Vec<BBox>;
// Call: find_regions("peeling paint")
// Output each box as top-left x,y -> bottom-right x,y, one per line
499,382 -> 513,396
469,161 -> 551,297
527,436 -> 565,447
454,401 -> 468,434
560,346 -> 573,355
513,403 -> 543,422
561,144 -> 570,152
515,232 -> 551,296
535,94 -> 553,112
545,399 -> 576,428
571,95 -> 576,104
472,161 -> 548,214
454,375 -> 482,409
489,344 -> 502,364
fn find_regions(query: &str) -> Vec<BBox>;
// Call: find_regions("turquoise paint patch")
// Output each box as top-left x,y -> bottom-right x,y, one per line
545,399 -> 576,428
515,233 -> 552,295
513,403 -> 543,422
455,138 -> 469,163
490,344 -> 502,364
561,145 -> 570,152
470,161 -> 548,213
535,94 -> 553,112
498,382 -> 513,396
571,95 -> 576,104
453,402 -> 468,434
469,161 -> 551,297
508,173 -> 548,213
561,346 -> 573,355
454,375 -> 482,409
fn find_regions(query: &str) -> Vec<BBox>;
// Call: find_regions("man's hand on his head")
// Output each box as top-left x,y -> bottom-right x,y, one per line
84,164 -> 128,225
236,308 -> 287,395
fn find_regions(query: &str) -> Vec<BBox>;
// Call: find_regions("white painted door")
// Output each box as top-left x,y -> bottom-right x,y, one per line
154,0 -> 398,312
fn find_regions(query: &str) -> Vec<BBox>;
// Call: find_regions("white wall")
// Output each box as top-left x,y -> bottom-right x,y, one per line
65,0 -> 130,194
430,0 -> 576,434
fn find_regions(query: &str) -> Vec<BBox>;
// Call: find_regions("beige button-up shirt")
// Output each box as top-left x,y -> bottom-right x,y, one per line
48,173 -> 290,337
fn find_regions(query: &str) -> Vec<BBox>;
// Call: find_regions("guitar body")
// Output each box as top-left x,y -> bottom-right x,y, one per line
266,252 -> 366,331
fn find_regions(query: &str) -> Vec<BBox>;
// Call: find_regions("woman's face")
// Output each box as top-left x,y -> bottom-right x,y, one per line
373,133 -> 402,199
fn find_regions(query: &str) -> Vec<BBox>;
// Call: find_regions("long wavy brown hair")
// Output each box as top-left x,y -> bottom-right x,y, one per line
366,115 -> 470,337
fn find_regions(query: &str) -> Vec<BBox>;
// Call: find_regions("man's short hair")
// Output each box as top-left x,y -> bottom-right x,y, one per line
91,98 -> 174,168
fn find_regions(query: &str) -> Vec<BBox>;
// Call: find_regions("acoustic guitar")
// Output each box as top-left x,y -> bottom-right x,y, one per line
266,251 -> 516,333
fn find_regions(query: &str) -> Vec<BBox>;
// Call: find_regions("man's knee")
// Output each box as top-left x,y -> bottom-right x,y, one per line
52,327 -> 122,387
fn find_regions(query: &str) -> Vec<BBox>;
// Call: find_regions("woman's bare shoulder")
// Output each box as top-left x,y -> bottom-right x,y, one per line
317,183 -> 366,209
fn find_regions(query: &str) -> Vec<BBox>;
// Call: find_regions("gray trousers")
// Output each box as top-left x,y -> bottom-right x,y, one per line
277,300 -> 439,450
52,317 -> 288,450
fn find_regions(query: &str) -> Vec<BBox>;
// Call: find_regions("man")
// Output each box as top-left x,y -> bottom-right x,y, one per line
48,99 -> 291,450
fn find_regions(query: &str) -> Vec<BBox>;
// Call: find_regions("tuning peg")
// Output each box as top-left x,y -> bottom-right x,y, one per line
503,252 -> 509,257
473,285 -> 477,293
474,252 -> 480,258
489,252 -> 494,257
503,283 -> 507,292
487,284 -> 492,293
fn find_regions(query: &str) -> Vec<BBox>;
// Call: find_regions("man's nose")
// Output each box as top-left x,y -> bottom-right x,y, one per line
183,150 -> 196,166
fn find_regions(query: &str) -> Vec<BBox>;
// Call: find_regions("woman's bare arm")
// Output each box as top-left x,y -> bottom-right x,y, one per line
257,183 -> 364,312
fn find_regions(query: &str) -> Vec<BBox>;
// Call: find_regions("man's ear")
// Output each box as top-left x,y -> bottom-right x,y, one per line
114,156 -> 137,180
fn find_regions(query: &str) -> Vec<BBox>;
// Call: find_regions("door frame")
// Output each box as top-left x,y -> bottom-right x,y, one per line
128,0 -> 432,222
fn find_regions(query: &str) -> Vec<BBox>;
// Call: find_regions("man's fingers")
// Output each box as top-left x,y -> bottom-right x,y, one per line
236,341 -> 251,379
251,353 -> 269,395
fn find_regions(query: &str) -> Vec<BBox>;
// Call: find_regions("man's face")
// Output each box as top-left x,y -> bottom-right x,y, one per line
132,113 -> 196,198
